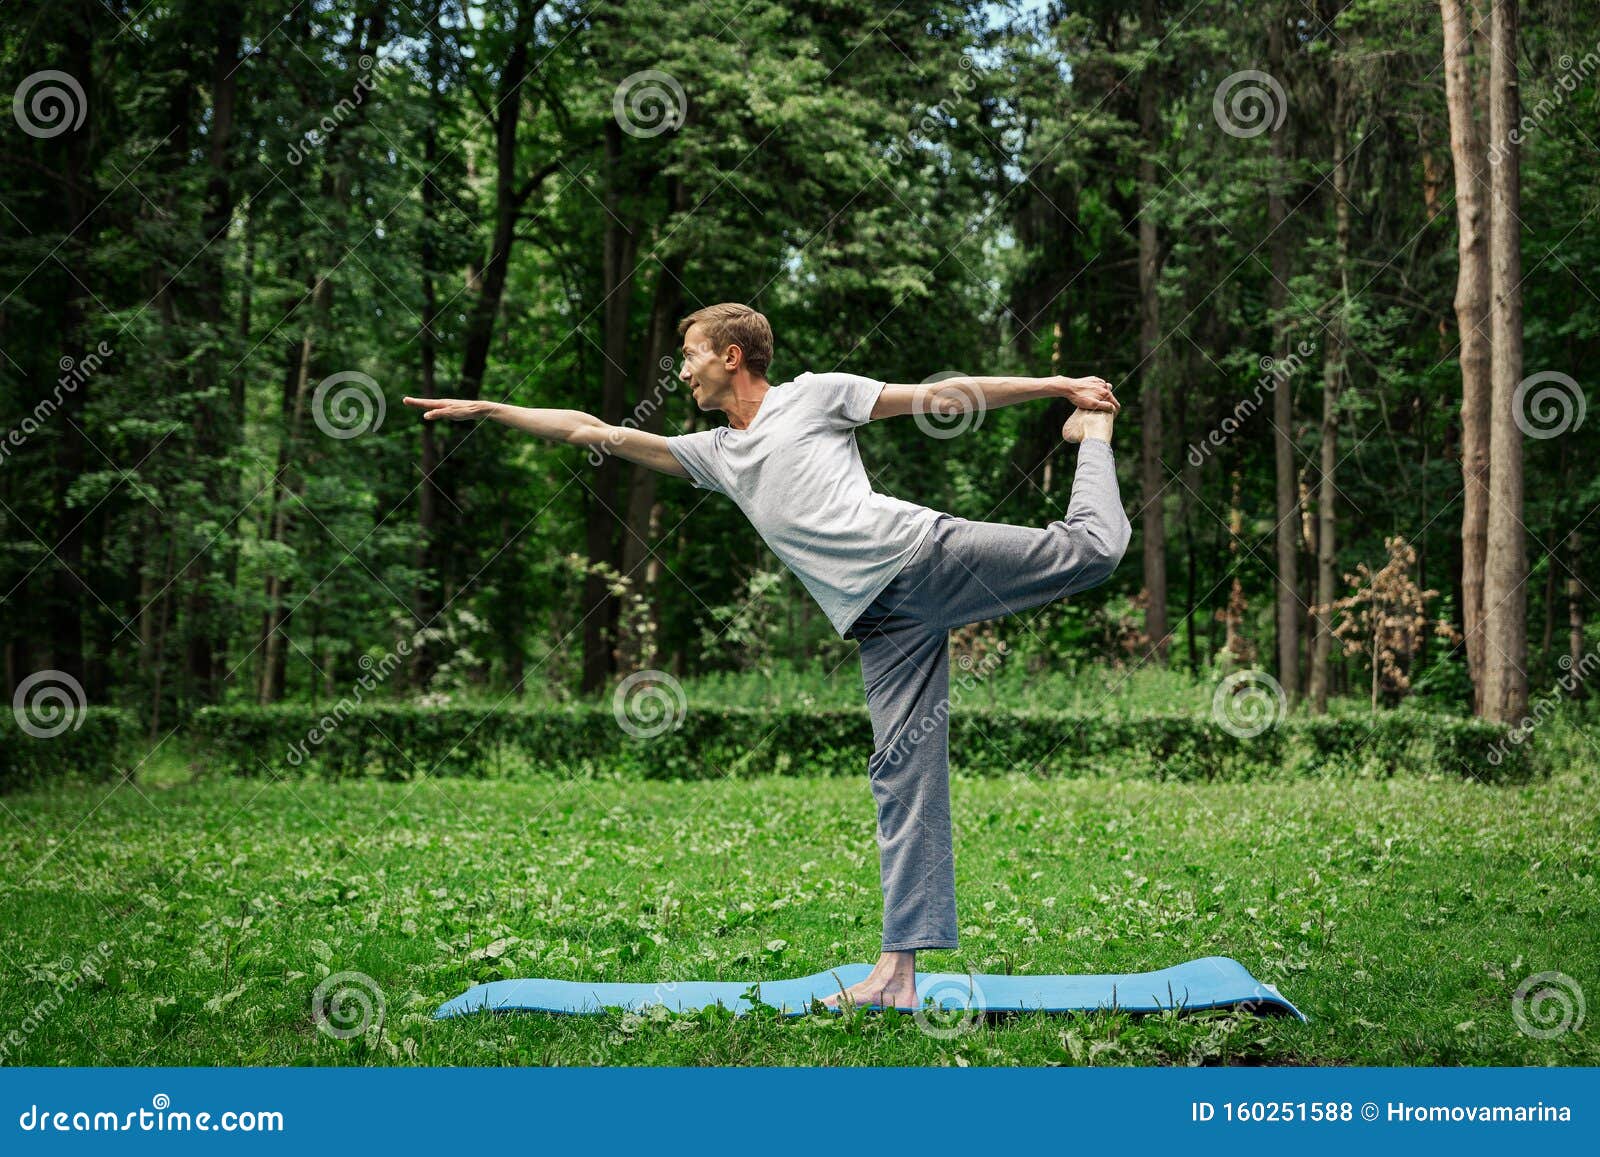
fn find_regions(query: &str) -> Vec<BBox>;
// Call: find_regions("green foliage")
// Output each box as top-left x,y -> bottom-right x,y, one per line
0,709 -> 136,793
2,0 -> 1596,736
189,701 -> 1536,784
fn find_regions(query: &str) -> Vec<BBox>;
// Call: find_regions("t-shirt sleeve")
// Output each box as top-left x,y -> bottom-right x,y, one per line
664,428 -> 727,494
795,371 -> 886,430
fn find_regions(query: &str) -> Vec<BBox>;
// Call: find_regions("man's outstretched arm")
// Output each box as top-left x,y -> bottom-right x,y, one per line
868,374 -> 1119,422
401,397 -> 690,478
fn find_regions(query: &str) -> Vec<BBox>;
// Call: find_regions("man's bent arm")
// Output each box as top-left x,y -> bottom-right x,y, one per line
869,375 -> 1119,421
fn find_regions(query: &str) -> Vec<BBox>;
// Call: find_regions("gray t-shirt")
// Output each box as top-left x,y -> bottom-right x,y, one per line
666,371 -> 941,638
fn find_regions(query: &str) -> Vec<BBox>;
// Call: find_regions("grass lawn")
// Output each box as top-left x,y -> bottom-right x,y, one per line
1,765 -> 1595,1067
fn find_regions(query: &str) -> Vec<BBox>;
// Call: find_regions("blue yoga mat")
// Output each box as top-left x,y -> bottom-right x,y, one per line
433,954 -> 1307,1022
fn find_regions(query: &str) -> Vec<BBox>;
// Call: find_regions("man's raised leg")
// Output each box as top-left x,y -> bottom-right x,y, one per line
925,414 -> 1131,631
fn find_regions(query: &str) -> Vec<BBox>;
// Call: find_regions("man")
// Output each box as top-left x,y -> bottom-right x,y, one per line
403,301 -> 1131,1011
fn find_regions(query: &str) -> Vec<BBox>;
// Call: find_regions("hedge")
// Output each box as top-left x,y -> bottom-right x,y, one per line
187,703 -> 1539,784
1,708 -> 137,794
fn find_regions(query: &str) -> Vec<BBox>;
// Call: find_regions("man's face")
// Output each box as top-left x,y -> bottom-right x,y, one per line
679,324 -> 730,412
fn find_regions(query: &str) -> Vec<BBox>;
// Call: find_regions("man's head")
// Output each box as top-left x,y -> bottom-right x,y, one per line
677,303 -> 773,414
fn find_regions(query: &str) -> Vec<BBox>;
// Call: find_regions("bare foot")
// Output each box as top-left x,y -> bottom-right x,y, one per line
819,952 -> 918,1011
1062,407 -> 1114,444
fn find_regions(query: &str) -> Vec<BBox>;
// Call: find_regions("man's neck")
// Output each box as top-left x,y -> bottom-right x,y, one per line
725,380 -> 772,430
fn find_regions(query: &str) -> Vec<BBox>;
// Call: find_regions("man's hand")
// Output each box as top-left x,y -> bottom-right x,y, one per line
403,396 -> 491,421
1053,376 -> 1120,413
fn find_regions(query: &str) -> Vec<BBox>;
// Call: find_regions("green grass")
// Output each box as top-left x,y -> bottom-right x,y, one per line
2,757 -> 1595,1067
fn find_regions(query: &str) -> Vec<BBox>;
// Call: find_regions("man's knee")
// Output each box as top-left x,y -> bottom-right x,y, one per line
1055,508 -> 1132,587
1102,508 -> 1133,569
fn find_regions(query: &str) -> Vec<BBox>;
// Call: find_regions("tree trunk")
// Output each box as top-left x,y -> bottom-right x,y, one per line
46,18 -> 96,695
617,185 -> 689,671
148,535 -> 177,741
414,0 -> 447,691
1268,4 -> 1300,702
1440,0 -> 1493,711
1309,67 -> 1350,714
184,2 -> 244,706
1176,360 -> 1200,672
1481,0 -> 1528,724
456,2 -> 541,399
580,118 -> 643,692
1223,472 -> 1245,666
257,281 -> 325,703
1568,529 -> 1586,699
1137,0 -> 1168,661
429,0 -> 552,678
256,7 -> 388,702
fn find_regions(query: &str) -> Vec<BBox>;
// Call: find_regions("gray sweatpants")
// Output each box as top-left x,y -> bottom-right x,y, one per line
844,439 -> 1132,952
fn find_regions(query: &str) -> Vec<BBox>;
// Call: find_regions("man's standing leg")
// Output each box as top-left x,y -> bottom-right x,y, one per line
859,620 -> 959,952
821,610 -> 957,1010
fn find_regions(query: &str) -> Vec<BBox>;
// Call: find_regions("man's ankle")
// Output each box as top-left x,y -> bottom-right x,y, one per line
1080,412 -> 1114,442
875,949 -> 916,974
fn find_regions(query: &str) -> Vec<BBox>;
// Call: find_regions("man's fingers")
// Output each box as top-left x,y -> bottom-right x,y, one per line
404,396 -> 451,420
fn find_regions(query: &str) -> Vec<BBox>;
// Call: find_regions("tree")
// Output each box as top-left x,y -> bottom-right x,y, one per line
1321,536 -> 1460,709
1137,0 -> 1170,662
1268,2 -> 1300,703
1308,15 -> 1351,714
1439,0 -> 1493,712
1481,0 -> 1528,724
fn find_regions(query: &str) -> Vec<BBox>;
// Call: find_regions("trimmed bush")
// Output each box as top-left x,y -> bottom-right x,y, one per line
1,708 -> 137,793
187,703 -> 1539,784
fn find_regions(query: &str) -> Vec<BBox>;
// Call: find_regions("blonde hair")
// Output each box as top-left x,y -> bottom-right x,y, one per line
677,303 -> 773,378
